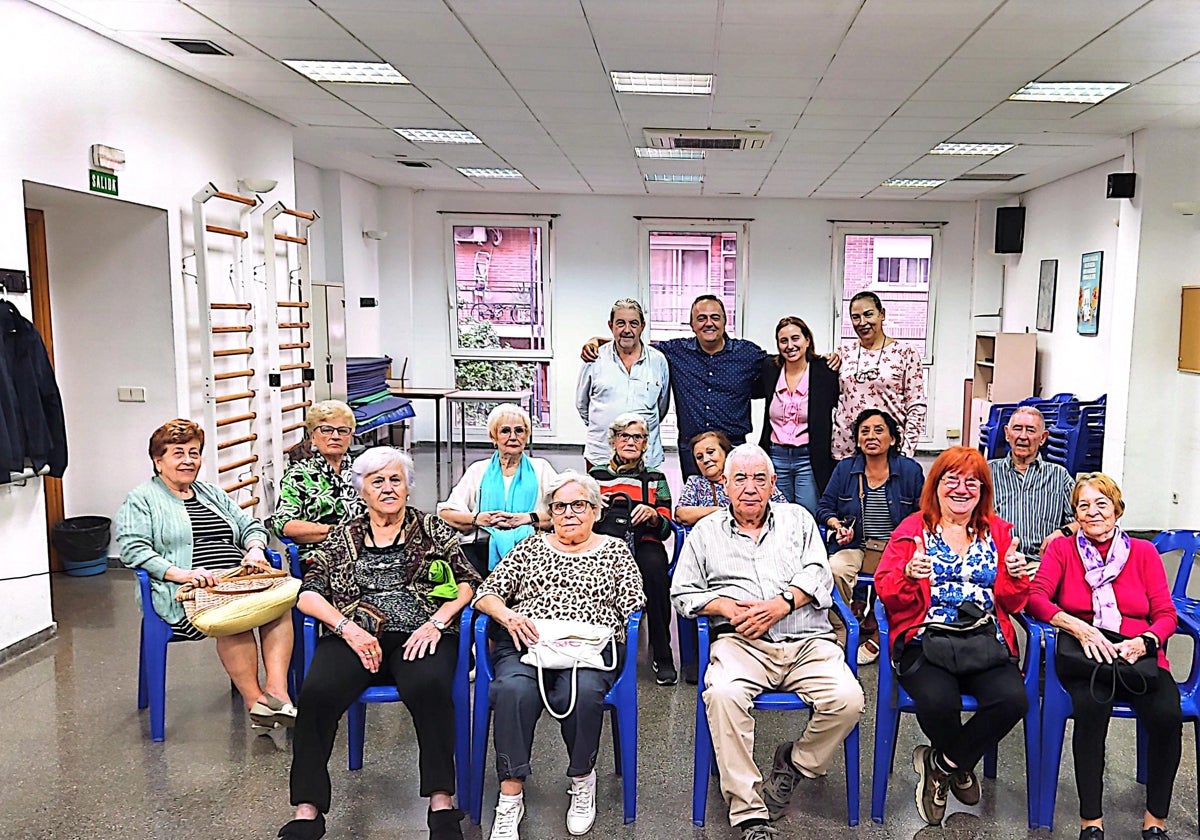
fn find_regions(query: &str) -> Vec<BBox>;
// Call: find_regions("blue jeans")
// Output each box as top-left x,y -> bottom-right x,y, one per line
769,443 -> 819,516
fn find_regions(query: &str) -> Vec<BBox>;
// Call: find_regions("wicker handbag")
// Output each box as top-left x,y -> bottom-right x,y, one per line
175,566 -> 301,638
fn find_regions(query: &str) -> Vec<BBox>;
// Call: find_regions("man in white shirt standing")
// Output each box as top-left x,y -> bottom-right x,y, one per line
576,298 -> 670,469
671,444 -> 864,840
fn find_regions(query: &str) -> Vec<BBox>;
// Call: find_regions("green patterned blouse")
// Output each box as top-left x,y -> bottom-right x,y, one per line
268,453 -> 365,560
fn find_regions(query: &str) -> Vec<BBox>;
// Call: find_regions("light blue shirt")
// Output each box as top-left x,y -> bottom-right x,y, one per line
576,341 -> 671,468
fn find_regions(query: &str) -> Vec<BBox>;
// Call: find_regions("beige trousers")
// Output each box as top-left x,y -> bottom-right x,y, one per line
703,633 -> 865,826
828,548 -> 865,646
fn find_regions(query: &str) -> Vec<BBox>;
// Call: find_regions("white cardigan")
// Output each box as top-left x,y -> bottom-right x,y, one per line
436,455 -> 559,544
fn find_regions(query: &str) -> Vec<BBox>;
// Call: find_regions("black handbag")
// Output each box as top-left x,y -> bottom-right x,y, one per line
896,601 -> 1012,677
1055,627 -> 1159,704
594,492 -> 635,539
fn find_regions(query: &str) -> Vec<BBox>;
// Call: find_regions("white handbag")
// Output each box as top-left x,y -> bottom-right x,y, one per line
519,618 -> 618,719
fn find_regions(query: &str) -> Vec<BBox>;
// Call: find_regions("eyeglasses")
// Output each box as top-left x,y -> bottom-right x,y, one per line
940,474 -> 982,492
853,368 -> 880,383
729,472 -> 770,489
548,499 -> 596,516
368,475 -> 406,489
315,425 -> 353,437
616,432 -> 647,443
497,425 -> 527,437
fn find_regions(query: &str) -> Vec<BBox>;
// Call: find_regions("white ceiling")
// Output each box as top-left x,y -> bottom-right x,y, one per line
31,0 -> 1200,199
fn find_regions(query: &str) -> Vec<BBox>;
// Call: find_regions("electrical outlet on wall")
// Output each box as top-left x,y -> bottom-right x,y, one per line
1173,492 -> 1180,505
117,386 -> 147,403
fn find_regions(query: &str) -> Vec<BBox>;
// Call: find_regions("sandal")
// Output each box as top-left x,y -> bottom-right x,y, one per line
277,815 -> 325,840
250,692 -> 299,728
856,638 -> 881,665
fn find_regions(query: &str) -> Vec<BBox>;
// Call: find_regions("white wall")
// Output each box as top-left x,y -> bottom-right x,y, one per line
0,1 -> 296,651
379,190 -> 997,452
999,161 -> 1121,400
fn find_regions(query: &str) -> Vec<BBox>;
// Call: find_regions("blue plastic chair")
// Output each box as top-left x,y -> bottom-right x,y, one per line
468,611 -> 642,826
135,548 -> 285,742
871,602 -> 1042,827
1032,614 -> 1200,830
978,404 -> 1018,459
1155,530 -> 1200,600
280,537 -> 305,697
668,521 -> 698,671
300,606 -> 473,795
692,589 -> 861,826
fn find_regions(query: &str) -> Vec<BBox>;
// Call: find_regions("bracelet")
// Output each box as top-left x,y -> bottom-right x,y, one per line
471,512 -> 480,527
332,617 -> 350,637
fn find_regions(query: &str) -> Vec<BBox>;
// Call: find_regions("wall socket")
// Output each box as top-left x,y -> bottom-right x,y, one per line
1173,492 -> 1180,505
945,427 -> 961,439
117,386 -> 147,402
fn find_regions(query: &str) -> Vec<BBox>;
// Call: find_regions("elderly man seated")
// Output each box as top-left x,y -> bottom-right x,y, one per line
988,406 -> 1077,569
671,444 -> 864,840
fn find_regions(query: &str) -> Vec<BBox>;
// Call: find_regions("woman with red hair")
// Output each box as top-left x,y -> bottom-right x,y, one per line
875,446 -> 1029,826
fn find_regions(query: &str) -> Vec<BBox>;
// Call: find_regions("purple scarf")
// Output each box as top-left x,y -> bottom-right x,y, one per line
1077,528 -> 1131,632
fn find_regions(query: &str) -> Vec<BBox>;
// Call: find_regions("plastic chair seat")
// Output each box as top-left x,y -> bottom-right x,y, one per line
467,612 -> 642,826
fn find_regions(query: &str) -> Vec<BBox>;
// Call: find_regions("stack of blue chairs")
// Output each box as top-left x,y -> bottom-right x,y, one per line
346,356 -> 414,438
1043,396 -> 1105,474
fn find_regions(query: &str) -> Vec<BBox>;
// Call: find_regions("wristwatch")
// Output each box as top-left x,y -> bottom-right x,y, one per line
429,617 -> 447,631
780,590 -> 797,613
1060,526 -> 1073,538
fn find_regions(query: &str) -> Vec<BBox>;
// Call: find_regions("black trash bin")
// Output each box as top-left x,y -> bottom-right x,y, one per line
52,516 -> 112,577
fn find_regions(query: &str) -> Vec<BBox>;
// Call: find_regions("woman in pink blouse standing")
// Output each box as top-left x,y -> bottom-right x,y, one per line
832,292 -> 927,460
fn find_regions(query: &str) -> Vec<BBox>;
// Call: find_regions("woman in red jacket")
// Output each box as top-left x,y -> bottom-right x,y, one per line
875,446 -> 1029,826
1028,473 -> 1180,840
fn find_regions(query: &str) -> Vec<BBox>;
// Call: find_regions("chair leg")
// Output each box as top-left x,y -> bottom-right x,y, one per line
616,701 -> 637,823
870,700 -> 897,823
146,634 -> 168,742
845,725 -> 861,827
1024,707 -> 1041,829
1039,707 -> 1070,830
610,707 -> 622,777
137,624 -> 149,711
983,745 -> 998,779
692,693 -> 712,826
469,692 -> 491,825
347,701 -> 366,771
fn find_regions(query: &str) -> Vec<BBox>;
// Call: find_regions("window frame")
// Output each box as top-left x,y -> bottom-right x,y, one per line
444,214 -> 555,361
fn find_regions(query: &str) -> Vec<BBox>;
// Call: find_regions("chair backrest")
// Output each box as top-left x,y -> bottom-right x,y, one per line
668,521 -> 688,577
1157,530 -> 1200,599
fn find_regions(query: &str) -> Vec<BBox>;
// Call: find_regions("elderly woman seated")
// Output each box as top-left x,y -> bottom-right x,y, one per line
438,403 -> 557,577
268,400 -> 365,568
279,447 -> 480,840
117,419 -> 296,731
474,470 -> 645,840
1029,473 -> 1181,840
588,412 -> 677,685
675,430 -> 788,527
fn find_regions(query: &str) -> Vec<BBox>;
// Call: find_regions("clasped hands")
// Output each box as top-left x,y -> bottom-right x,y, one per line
1069,619 -> 1147,665
476,510 -> 534,530
713,596 -> 790,640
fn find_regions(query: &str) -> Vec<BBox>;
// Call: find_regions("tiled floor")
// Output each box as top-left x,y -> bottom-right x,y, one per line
2,445 -> 1193,840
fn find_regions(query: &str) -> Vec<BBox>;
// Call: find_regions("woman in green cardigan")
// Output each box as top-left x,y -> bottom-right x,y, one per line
117,418 -> 296,731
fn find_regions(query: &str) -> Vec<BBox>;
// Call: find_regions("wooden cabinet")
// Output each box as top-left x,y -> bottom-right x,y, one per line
972,332 -> 1037,403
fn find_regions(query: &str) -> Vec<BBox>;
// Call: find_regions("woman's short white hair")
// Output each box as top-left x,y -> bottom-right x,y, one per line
723,443 -> 776,481
350,446 -> 415,493
542,469 -> 602,509
606,412 -> 648,447
486,403 -> 533,442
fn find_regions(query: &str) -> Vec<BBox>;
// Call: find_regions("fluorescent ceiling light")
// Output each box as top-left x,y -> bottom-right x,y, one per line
882,178 -> 945,188
457,167 -> 523,179
283,60 -> 409,84
930,142 -> 1014,156
1008,81 -> 1129,104
635,147 -> 705,159
611,71 -> 713,95
395,128 -> 481,144
644,173 -> 703,183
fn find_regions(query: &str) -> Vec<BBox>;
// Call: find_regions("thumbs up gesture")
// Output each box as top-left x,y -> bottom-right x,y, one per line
1004,537 -> 1026,577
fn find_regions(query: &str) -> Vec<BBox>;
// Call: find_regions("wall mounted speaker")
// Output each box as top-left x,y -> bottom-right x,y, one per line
1107,173 -> 1136,199
995,206 -> 1026,254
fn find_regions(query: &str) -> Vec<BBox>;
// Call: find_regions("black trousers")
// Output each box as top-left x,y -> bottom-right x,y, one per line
635,541 -> 672,665
678,432 -> 745,479
1064,666 -> 1182,820
290,631 -> 459,813
488,637 -> 622,781
462,539 -> 491,580
897,643 -> 1028,772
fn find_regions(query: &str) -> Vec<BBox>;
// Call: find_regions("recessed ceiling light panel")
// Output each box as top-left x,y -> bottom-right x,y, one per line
930,142 -> 1015,156
644,173 -> 703,183
1008,81 -> 1129,104
457,167 -> 523,179
283,60 -> 409,84
882,178 -> 945,188
635,147 -> 705,159
395,128 -> 481,144
611,72 -> 713,95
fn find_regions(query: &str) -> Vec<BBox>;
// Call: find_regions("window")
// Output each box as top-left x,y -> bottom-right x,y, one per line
835,229 -> 937,360
446,217 -> 553,427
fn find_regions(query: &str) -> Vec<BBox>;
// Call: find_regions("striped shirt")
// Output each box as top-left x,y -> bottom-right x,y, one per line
861,483 -> 893,540
185,497 -> 244,570
670,502 -> 834,641
988,455 -> 1074,557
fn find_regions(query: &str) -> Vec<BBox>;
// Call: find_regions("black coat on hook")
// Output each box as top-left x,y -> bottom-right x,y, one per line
0,301 -> 67,481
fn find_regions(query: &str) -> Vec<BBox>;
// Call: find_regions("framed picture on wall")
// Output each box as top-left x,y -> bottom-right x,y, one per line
1037,259 -> 1057,331
1077,251 -> 1103,336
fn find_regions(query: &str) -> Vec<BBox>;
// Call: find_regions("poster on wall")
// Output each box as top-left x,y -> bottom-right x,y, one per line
1037,259 -> 1058,332
1077,251 -> 1103,336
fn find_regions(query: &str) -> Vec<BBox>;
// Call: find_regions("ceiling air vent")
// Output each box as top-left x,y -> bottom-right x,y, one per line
953,173 -> 1023,182
163,38 -> 232,56
644,128 -> 772,151
398,160 -> 432,168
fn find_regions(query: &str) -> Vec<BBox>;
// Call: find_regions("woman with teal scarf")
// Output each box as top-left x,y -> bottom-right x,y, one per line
438,404 -> 557,576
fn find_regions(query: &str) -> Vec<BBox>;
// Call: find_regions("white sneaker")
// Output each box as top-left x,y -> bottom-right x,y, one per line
566,771 -> 597,835
489,794 -> 524,840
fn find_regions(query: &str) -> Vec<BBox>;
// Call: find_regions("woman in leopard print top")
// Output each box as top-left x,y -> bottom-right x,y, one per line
474,470 -> 644,840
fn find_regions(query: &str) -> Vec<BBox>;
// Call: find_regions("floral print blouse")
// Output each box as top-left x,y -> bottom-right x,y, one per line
831,341 -> 927,459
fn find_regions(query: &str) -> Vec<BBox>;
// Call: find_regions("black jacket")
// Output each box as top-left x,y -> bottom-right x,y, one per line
753,355 -> 839,494
0,301 -> 67,480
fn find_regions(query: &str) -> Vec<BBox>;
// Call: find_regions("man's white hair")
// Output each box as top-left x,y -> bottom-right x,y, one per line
722,443 -> 775,481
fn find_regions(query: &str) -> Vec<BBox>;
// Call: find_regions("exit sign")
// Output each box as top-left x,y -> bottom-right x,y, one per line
89,169 -> 118,196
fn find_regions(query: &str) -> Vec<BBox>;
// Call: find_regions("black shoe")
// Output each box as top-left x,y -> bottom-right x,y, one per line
653,660 -> 678,686
278,814 -> 326,840
428,807 -> 464,840
1078,826 -> 1103,840
1142,828 -> 1170,840
683,662 -> 699,685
